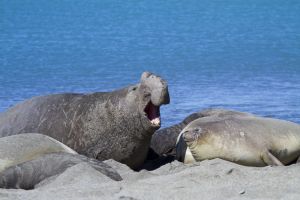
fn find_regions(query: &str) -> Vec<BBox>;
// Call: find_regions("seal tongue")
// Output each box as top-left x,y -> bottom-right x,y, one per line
144,101 -> 161,126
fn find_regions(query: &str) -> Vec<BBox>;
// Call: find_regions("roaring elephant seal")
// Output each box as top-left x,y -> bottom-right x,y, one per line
0,72 -> 170,169
0,133 -> 122,189
176,109 -> 300,166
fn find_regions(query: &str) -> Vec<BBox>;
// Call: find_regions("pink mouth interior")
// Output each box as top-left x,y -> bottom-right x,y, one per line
144,101 -> 160,121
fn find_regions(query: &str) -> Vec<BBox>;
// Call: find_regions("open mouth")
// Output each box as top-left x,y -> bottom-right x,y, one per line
144,101 -> 161,127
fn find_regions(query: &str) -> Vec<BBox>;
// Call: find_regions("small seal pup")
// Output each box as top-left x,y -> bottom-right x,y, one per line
0,72 -> 170,169
176,109 -> 300,166
0,133 -> 122,189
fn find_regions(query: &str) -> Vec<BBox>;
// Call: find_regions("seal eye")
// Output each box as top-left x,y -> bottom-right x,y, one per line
130,86 -> 137,91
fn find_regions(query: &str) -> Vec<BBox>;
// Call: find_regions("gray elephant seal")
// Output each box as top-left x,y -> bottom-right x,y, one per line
0,72 -> 170,169
144,110 -> 220,170
0,133 -> 76,171
176,109 -> 300,166
0,133 -> 122,189
0,152 -> 122,189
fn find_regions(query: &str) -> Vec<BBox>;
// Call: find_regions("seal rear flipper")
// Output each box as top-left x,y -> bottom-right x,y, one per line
261,151 -> 284,166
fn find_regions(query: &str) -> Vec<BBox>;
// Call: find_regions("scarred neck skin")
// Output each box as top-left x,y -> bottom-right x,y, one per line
82,77 -> 169,169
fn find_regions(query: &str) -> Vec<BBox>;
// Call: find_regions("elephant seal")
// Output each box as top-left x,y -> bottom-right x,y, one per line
142,111 -> 203,170
176,109 -> 300,166
0,152 -> 122,189
0,133 -> 122,189
0,133 -> 76,171
0,72 -> 170,169
144,110 -> 216,170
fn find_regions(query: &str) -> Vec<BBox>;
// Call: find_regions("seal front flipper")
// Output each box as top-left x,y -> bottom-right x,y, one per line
261,151 -> 284,166
175,132 -> 187,162
175,130 -> 196,164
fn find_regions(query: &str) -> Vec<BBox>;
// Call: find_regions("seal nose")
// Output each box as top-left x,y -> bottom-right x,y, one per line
150,84 -> 170,106
140,71 -> 170,106
182,128 -> 201,143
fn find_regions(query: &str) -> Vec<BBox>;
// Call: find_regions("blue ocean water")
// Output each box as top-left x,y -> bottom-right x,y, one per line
1,0 -> 299,127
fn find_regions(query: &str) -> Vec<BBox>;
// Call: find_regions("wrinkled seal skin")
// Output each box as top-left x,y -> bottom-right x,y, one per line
0,152 -> 122,189
176,109 -> 300,166
0,72 -> 170,169
151,111 -> 206,156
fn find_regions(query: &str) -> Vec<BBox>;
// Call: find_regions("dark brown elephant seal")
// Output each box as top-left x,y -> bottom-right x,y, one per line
0,72 -> 170,169
176,109 -> 300,166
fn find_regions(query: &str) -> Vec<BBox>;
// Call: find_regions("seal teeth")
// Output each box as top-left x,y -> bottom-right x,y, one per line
151,117 -> 161,126
144,101 -> 161,126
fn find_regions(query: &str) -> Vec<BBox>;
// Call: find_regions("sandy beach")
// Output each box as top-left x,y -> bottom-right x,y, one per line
1,158 -> 299,200
1,1 -> 300,200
